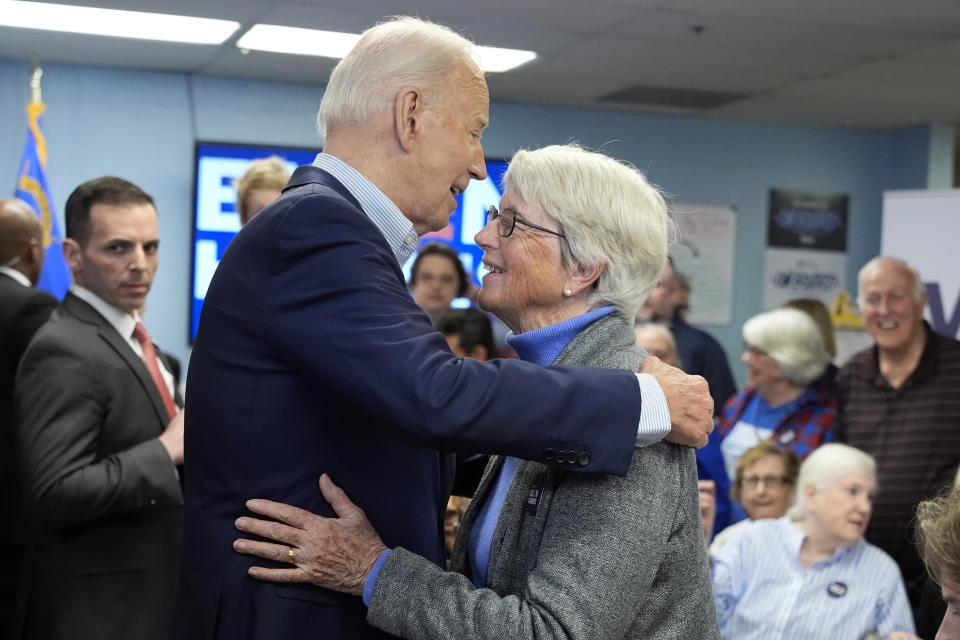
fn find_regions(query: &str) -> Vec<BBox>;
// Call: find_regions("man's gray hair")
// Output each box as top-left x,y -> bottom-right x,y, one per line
856,256 -> 926,304
742,308 -> 831,386
787,443 -> 876,521
317,17 -> 480,138
503,144 -> 670,322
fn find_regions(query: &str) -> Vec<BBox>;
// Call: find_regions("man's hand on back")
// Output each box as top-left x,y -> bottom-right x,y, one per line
641,356 -> 714,448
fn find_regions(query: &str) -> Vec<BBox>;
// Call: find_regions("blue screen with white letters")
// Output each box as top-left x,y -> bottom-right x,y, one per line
189,141 -> 507,341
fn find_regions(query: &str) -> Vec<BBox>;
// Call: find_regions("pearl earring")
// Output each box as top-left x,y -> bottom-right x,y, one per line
563,289 -> 573,297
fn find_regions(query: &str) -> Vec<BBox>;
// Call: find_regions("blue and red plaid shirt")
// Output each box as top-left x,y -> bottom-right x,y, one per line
717,373 -> 838,461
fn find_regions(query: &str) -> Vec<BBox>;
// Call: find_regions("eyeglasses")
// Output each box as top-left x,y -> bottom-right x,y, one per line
486,205 -> 565,239
742,475 -> 791,488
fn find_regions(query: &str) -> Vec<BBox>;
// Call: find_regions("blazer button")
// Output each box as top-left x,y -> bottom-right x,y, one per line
563,451 -> 575,464
544,448 -> 555,461
577,451 -> 591,466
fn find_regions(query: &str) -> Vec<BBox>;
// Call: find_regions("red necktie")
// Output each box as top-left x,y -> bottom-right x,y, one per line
132,322 -> 177,421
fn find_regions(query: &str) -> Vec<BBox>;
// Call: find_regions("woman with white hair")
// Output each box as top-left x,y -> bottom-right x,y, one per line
712,443 -> 917,639
233,144 -> 719,638
718,307 -> 836,483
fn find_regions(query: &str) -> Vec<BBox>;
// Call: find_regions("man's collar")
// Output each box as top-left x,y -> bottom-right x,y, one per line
0,266 -> 31,287
69,284 -> 139,339
311,153 -> 420,266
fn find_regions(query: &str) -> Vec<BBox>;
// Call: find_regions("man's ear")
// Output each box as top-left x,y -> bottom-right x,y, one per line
394,87 -> 424,153
62,237 -> 82,271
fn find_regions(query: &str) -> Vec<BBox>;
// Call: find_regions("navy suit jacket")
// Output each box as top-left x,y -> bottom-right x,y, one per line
172,166 -> 644,639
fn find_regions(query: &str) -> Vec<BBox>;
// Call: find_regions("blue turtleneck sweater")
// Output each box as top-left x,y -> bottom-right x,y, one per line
465,306 -> 616,587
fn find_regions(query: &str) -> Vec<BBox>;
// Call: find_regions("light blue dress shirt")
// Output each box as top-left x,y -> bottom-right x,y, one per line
312,153 -> 419,265
711,516 -> 915,639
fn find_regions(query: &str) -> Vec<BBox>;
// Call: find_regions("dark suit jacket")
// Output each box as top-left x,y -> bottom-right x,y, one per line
0,272 -> 56,546
14,293 -> 183,640
172,165 -> 644,639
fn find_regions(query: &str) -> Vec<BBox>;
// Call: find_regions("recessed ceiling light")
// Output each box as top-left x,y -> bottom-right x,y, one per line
0,0 -> 240,45
236,24 -> 537,73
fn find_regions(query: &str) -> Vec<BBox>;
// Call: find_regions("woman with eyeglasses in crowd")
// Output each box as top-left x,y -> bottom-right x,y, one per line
717,307 -> 837,494
705,440 -> 799,553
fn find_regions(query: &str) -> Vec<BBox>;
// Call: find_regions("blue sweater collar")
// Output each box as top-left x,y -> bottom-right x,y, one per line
506,306 -> 617,366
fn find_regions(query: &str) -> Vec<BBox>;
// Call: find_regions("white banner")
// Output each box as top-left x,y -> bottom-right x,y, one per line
762,248 -> 847,310
882,189 -> 960,339
670,204 -> 736,326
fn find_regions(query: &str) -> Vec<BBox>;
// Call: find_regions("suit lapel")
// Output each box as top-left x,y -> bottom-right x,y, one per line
63,294 -> 170,427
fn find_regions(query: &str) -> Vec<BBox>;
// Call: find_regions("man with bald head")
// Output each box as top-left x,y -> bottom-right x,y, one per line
0,198 -> 57,638
838,256 -> 960,637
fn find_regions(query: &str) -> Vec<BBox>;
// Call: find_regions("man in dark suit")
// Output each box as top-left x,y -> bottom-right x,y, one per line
14,177 -> 184,640
173,17 -> 713,640
0,198 -> 57,639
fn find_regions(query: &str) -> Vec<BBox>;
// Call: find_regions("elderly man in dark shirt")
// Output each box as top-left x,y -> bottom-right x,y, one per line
838,256 -> 960,638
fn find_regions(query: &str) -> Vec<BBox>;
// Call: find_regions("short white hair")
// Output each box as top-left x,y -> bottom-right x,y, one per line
856,256 -> 926,304
317,17 -> 480,138
742,308 -> 831,386
788,443 -> 876,520
503,144 -> 670,322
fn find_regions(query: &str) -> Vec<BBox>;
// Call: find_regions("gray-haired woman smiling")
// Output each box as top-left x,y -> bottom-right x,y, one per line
233,144 -> 720,639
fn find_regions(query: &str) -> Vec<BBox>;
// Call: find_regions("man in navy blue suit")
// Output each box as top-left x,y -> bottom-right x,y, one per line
172,16 -> 713,639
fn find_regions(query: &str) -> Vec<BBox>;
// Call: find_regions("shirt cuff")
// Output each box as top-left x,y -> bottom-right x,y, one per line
634,372 -> 670,447
362,549 -> 393,606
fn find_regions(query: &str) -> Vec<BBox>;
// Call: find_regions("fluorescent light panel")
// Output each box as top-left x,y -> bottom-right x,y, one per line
237,24 -> 537,73
0,0 -> 240,45
237,25 -> 360,59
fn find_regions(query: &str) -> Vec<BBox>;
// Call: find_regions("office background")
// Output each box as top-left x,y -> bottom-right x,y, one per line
0,57 -> 956,384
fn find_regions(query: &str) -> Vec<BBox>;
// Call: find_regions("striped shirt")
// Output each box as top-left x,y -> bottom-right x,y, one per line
312,153 -> 420,266
837,323 -> 960,599
711,517 -> 915,639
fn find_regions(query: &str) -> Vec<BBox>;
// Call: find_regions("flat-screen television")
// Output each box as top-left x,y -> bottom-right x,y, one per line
190,141 -> 507,341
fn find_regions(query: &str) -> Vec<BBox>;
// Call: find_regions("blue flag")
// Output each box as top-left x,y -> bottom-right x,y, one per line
15,102 -> 70,300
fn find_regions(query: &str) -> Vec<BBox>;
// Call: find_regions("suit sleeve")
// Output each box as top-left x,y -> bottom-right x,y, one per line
260,195 -> 642,475
15,337 -> 182,529
366,446 -> 715,639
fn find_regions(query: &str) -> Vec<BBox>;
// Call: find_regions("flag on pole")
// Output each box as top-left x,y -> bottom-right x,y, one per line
15,99 -> 70,299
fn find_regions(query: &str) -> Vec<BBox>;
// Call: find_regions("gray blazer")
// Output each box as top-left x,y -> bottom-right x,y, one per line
368,314 -> 720,639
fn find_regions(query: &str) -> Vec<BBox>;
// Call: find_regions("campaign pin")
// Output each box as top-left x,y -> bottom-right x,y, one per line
827,582 -> 848,598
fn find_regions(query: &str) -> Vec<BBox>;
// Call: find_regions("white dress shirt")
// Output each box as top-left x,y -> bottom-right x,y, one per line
70,285 -> 176,399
